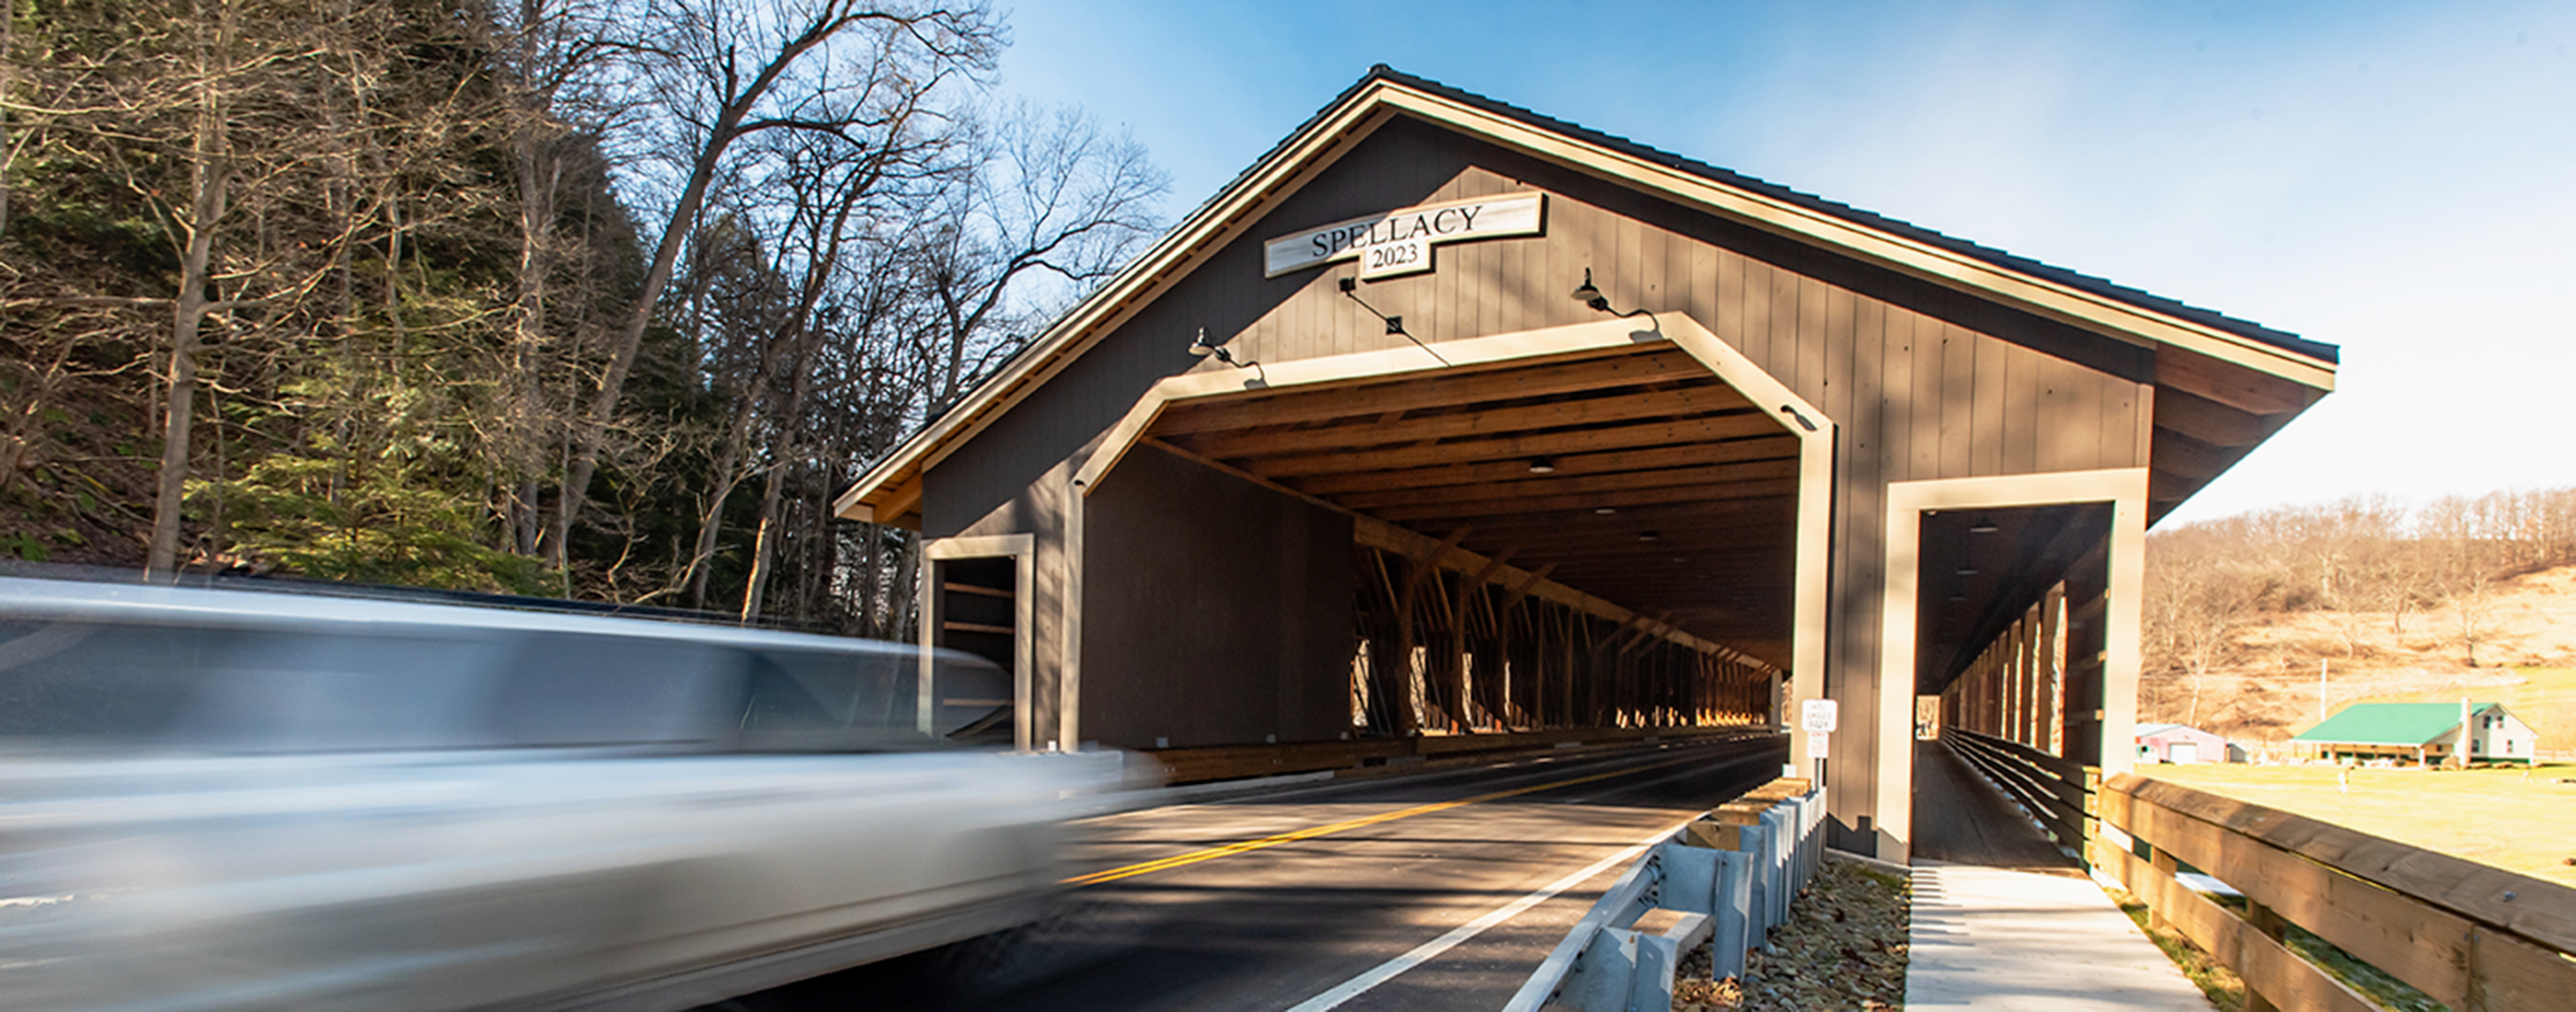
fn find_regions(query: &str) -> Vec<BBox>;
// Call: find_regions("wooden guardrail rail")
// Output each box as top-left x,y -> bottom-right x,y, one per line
2096,773 -> 2576,1012
1944,728 -> 2098,856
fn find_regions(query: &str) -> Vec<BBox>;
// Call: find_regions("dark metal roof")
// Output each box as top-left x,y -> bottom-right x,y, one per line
1322,65 -> 2337,365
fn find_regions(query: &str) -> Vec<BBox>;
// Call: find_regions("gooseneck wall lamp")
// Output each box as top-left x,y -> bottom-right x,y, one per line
1570,269 -> 1656,322
1188,328 -> 1266,383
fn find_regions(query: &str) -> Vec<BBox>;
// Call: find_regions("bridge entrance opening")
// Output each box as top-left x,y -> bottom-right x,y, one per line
1883,477 -> 2146,862
1072,316 -> 1832,758
921,536 -> 1032,749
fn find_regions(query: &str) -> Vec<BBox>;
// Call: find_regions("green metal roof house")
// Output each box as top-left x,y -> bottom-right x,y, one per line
2293,703 -> 2538,765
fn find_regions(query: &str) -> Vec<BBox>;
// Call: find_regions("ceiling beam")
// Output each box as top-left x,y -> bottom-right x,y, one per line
1245,414 -> 1793,477
1372,477 -> 1801,523
1288,435 -> 1799,497
1173,385 -> 1754,460
1334,458 -> 1800,512
1148,347 -> 1705,434
1445,495 -> 1799,535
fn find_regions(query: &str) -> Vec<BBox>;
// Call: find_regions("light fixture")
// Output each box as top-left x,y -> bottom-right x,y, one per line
1593,506 -> 1618,515
1187,328 -> 1240,366
1186,328 -> 1266,383
1969,513 -> 2000,535
1570,269 -> 1606,310
1639,530 -> 1661,542
1570,269 -> 1655,322
1777,405 -> 1819,432
1527,457 -> 1557,475
1956,566 -> 1979,576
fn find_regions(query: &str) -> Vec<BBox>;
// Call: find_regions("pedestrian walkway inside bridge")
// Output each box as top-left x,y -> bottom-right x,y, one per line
1903,739 -> 2209,1010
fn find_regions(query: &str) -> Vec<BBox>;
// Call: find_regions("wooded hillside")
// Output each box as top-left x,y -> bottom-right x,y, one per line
2143,489 -> 2576,738
0,0 -> 1166,635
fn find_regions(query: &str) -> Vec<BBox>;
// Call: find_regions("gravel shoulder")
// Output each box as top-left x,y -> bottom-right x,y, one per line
1671,854 -> 1909,1011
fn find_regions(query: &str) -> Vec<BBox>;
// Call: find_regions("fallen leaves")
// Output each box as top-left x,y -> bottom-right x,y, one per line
1671,857 -> 1908,1011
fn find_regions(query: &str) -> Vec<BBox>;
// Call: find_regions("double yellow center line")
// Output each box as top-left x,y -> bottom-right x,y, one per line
1063,753 -> 1699,887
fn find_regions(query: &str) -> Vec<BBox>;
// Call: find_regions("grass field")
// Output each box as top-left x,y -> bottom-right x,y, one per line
2143,762 -> 2576,887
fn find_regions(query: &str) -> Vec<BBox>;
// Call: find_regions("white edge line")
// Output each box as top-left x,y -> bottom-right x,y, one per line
1279,819 -> 1689,1012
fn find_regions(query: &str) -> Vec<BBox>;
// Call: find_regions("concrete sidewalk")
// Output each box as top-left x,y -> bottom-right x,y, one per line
1905,859 -> 2211,1010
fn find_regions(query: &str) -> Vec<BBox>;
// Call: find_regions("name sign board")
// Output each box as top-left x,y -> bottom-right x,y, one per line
1263,192 -> 1546,280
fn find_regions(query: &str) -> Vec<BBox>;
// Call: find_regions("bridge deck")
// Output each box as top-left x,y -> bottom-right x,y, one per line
1904,738 -> 2207,1009
1909,739 -> 2076,868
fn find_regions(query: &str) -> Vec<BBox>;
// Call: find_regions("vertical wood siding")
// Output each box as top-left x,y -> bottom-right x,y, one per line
922,114 -> 2156,846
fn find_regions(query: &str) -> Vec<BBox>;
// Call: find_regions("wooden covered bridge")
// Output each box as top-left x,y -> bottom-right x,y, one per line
835,67 -> 2336,863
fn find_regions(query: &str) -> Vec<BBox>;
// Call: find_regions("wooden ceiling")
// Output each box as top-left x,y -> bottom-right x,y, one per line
1144,344 -> 1801,665
1913,503 -> 2111,696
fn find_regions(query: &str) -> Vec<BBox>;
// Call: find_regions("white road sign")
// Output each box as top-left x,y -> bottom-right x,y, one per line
1800,698 -> 1838,734
1805,731 -> 1832,759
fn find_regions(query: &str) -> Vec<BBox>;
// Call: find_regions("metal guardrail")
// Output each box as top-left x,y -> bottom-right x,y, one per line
1503,779 -> 1823,1012
2097,773 -> 2576,1012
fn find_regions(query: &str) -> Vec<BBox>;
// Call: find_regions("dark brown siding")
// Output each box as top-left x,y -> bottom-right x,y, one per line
918,112 -> 2156,845
1080,446 -> 1354,749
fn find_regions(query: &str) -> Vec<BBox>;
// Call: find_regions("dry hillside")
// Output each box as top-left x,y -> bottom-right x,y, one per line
2147,563 -> 2576,749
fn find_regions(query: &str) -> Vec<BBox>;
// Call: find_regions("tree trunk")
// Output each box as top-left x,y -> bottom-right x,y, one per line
738,325 -> 825,621
508,130 -> 559,556
147,7 -> 235,581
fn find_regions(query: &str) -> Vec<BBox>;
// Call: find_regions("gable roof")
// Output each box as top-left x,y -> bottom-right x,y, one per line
1363,68 -> 2335,365
2294,703 -> 2503,745
836,66 -> 2340,525
2134,722 -> 2218,739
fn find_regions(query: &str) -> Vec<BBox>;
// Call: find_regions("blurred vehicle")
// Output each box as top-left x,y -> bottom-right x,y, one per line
0,575 -> 1133,1011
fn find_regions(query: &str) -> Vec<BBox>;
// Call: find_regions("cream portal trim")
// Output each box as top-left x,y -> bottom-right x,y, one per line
1875,468 -> 2149,864
923,534 -> 1037,751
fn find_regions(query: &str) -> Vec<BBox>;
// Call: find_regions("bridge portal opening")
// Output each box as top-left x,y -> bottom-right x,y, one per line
1077,320 -> 1823,753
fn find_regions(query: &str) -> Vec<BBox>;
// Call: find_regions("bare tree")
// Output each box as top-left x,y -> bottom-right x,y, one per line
912,102 -> 1167,417
14,0 -> 364,578
2145,552 -> 2261,726
547,0 -> 998,569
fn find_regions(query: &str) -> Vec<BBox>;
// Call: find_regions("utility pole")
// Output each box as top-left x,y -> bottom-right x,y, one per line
2456,696 -> 2473,769
2318,659 -> 2329,724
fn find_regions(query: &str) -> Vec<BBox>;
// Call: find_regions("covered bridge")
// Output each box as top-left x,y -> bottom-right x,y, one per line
835,68 -> 2336,861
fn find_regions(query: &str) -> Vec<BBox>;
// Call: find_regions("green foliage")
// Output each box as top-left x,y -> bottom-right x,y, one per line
207,450 -> 551,595
0,531 -> 52,562
202,351 -> 550,596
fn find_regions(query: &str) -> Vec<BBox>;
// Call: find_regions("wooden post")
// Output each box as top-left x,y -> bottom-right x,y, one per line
2147,845 -> 2179,933
2244,900 -> 2288,1012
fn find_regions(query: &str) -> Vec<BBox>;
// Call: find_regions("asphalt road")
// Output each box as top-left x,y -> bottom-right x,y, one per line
734,734 -> 1787,1012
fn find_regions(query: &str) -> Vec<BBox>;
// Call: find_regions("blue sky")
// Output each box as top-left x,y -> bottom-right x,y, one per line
986,2 -> 2576,524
